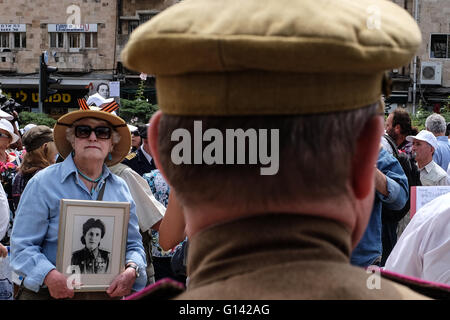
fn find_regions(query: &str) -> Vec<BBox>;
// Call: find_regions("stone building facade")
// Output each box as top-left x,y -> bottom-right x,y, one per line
2,0 -> 446,116
0,0 -> 179,117
0,0 -> 120,116
116,0 -> 179,101
414,0 -> 450,110
389,0 -> 450,111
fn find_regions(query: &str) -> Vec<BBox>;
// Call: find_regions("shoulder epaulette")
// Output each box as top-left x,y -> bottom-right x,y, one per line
125,152 -> 137,160
380,268 -> 450,299
123,278 -> 185,300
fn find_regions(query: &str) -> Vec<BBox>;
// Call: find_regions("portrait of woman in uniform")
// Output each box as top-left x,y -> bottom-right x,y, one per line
56,199 -> 130,291
71,218 -> 111,274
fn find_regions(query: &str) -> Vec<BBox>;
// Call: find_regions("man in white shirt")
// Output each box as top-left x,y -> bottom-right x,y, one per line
406,130 -> 448,186
384,192 -> 450,285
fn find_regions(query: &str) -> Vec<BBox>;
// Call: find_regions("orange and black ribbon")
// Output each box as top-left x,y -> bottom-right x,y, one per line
77,98 -> 90,110
77,98 -> 119,113
100,101 -> 119,113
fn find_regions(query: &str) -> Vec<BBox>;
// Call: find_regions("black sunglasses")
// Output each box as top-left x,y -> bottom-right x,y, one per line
75,125 -> 112,139
132,131 -> 140,137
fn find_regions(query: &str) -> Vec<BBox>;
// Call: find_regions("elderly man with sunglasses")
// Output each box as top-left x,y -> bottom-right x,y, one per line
10,108 -> 147,300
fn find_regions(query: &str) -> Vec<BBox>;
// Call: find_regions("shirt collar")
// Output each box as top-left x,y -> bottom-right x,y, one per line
421,160 -> 435,174
60,152 -> 112,184
436,136 -> 449,143
140,145 -> 153,163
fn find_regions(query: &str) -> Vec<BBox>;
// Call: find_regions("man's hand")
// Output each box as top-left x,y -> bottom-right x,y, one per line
0,244 -> 7,258
44,269 -> 75,299
106,267 -> 136,297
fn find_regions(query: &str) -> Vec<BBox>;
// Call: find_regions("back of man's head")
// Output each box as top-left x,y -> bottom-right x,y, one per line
425,113 -> 447,136
122,0 -> 421,240
392,109 -> 416,137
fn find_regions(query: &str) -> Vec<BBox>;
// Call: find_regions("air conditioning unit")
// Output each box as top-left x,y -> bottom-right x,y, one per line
420,62 -> 442,85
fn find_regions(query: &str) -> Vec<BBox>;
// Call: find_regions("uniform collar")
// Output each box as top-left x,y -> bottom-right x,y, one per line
186,214 -> 352,290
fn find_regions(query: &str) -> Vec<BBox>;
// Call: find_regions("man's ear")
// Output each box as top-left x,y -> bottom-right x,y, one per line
147,111 -> 169,181
351,115 -> 384,199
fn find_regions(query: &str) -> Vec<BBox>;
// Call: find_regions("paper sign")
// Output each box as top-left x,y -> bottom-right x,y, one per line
410,186 -> 450,218
109,81 -> 120,97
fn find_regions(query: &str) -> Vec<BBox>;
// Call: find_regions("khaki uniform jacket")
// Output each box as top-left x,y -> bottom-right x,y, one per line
175,214 -> 428,300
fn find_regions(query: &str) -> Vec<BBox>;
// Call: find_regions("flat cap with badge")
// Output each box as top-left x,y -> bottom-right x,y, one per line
121,0 -> 421,116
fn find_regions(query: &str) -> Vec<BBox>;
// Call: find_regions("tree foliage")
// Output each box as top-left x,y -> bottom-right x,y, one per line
411,105 -> 450,132
119,99 -> 159,125
118,80 -> 159,125
18,111 -> 57,128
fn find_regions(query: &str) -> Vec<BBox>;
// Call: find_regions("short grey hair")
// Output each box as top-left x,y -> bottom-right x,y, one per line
66,118 -> 121,146
157,103 -> 380,208
425,113 -> 446,135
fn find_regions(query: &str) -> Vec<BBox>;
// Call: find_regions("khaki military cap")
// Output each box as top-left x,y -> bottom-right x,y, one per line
122,0 -> 421,116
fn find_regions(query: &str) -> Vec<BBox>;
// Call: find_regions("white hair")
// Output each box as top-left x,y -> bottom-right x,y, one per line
425,113 -> 446,135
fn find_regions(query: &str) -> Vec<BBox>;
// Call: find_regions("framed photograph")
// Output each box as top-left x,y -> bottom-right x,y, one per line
56,199 -> 130,292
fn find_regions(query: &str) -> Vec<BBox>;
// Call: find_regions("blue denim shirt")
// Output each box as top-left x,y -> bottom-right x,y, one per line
433,136 -> 450,172
10,153 -> 147,292
350,148 -> 408,267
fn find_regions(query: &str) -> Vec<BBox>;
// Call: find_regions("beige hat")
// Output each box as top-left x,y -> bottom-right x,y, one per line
22,125 -> 53,152
53,105 -> 130,166
121,0 -> 421,116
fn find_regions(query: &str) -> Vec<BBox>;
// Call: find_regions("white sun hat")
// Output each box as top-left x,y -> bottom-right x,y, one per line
127,124 -> 138,133
0,109 -> 14,121
0,118 -> 19,143
23,123 -> 37,134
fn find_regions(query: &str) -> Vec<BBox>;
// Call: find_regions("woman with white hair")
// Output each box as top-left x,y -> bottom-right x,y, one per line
10,104 -> 146,300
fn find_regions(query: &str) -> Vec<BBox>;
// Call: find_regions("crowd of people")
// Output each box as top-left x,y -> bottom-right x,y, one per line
1,0 -> 450,300
0,100 -> 189,299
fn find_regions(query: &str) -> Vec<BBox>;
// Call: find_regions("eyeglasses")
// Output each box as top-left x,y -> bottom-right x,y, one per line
74,125 -> 112,139
132,131 -> 140,137
0,132 -> 11,139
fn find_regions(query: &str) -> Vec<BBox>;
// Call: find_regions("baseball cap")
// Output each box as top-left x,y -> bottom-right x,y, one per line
406,130 -> 438,151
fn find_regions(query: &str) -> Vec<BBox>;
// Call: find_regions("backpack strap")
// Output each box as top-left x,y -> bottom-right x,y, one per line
383,134 -> 399,158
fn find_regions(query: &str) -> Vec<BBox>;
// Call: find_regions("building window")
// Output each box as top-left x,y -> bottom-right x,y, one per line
139,13 -> 158,24
430,34 -> 449,58
0,32 -> 26,49
50,32 -> 64,48
13,32 -> 26,48
69,32 -> 81,48
128,21 -> 139,34
84,32 -> 97,48
0,33 -> 9,48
